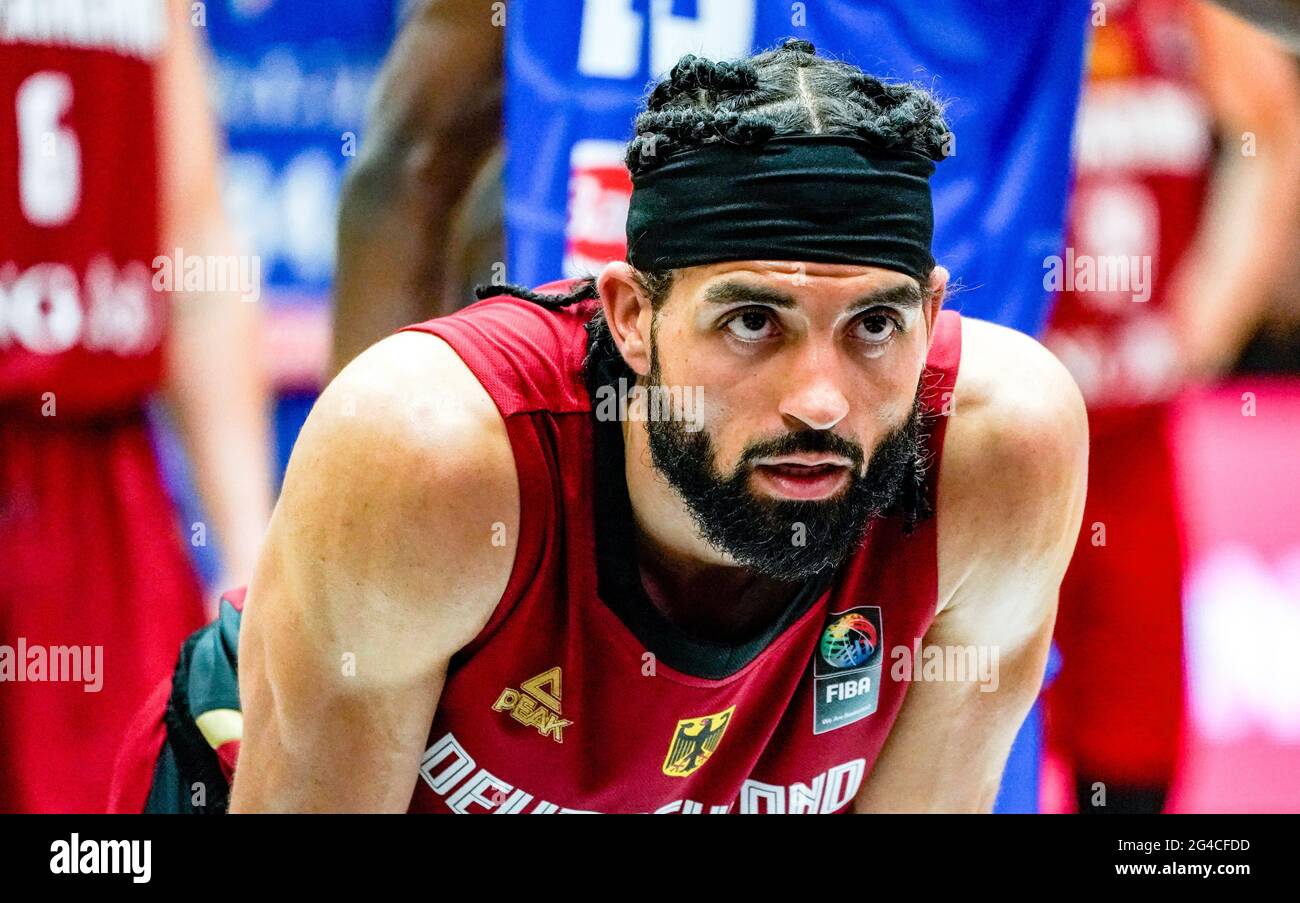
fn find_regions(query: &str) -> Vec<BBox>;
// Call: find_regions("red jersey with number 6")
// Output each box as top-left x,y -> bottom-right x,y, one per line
0,2 -> 169,417
396,286 -> 963,814
1042,0 -> 1212,416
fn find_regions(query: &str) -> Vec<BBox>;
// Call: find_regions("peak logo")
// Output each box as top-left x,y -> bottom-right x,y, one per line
491,667 -> 573,743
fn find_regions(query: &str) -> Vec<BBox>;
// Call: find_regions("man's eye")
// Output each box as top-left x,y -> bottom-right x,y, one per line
724,309 -> 776,341
854,313 -> 900,345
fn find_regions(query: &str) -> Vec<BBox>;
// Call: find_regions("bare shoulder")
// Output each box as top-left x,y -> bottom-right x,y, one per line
264,329 -> 520,661
934,317 -> 1089,614
944,317 -> 1088,457
307,329 -> 513,479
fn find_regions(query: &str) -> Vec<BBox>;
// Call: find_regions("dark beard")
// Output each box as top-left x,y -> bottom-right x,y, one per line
644,365 -> 927,582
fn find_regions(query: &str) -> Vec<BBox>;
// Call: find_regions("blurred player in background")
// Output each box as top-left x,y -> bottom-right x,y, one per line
1043,0 -> 1300,813
0,0 -> 272,812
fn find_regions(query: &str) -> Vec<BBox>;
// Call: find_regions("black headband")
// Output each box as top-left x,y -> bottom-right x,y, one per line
626,134 -> 936,283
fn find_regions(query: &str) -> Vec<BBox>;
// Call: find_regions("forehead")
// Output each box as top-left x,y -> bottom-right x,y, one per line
672,260 -> 921,308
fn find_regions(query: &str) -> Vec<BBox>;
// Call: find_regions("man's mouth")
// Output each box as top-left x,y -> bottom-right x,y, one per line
750,459 -> 852,501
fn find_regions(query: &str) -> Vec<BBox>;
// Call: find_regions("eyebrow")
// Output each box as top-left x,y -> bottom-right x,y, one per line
701,279 -> 925,313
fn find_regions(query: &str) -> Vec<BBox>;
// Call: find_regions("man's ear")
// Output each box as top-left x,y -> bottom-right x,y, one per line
597,262 -> 654,377
923,265 -> 949,343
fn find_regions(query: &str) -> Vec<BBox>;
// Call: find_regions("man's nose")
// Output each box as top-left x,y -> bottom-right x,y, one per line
777,347 -> 850,431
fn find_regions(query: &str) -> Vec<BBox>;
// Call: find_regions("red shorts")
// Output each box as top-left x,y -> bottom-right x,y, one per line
1046,405 -> 1187,787
0,410 -> 205,813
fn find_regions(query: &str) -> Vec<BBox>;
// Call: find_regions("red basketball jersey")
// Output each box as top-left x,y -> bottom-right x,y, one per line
397,286 -> 962,813
0,1 -> 169,416
1043,0 -> 1212,414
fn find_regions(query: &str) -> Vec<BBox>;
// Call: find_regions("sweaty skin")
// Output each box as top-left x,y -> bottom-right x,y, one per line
231,260 -> 1086,813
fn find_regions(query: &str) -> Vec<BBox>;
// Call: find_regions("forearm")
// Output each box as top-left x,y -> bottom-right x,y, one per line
154,0 -> 272,583
230,527 -> 440,813
165,276 -> 273,584
331,145 -> 457,375
231,662 -> 443,813
1171,143 -> 1300,374
853,629 -> 1052,813
855,758 -> 1006,814
1174,0 -> 1300,374
329,0 -> 504,377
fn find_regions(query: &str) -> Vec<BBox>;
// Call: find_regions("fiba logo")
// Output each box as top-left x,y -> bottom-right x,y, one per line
813,607 -> 883,734
819,613 -> 878,669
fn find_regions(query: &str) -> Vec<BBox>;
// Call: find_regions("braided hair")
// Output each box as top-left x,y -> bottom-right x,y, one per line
482,38 -> 949,310
626,38 -> 949,175
479,39 -> 947,531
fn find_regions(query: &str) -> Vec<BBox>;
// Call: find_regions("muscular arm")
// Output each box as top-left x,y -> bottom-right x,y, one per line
854,320 -> 1088,812
330,0 -> 504,377
229,332 -> 519,812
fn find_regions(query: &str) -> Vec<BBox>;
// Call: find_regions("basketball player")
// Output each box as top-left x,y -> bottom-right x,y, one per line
328,0 -> 1093,812
0,0 -> 272,812
1043,0 -> 1300,813
113,41 -> 1087,814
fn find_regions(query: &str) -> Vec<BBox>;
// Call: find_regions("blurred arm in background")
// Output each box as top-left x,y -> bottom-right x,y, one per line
330,0 -> 504,377
1209,0 -> 1300,52
1167,1 -> 1300,378
158,0 -> 273,588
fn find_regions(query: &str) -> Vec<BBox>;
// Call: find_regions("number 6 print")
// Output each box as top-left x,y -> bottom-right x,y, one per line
16,71 -> 82,227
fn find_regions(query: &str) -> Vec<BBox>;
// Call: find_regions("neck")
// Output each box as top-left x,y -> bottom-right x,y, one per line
622,418 -> 802,641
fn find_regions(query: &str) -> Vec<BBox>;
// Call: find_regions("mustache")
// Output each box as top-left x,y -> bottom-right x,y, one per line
737,429 -> 866,472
